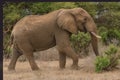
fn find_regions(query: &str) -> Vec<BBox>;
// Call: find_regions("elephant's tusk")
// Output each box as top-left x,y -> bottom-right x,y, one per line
91,32 -> 101,39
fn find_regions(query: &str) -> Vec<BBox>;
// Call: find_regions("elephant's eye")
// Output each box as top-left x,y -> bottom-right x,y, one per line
82,17 -> 87,24
84,17 -> 87,21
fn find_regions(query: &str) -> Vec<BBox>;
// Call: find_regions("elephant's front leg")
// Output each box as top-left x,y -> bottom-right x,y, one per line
59,51 -> 66,69
55,30 -> 79,69
63,47 -> 79,70
57,46 -> 79,70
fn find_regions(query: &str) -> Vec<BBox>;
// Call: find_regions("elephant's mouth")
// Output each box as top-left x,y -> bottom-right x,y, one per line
90,32 -> 101,39
83,25 -> 87,33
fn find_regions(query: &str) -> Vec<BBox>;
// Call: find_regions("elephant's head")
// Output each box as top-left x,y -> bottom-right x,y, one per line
57,8 -> 101,56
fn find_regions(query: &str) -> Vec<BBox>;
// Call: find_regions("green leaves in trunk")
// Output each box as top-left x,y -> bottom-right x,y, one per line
70,32 -> 91,56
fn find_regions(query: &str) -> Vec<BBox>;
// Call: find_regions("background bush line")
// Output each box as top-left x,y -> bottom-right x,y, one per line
3,2 -> 120,58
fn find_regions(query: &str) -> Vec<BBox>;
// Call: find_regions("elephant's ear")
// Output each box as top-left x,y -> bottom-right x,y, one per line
79,8 -> 91,18
57,11 -> 78,34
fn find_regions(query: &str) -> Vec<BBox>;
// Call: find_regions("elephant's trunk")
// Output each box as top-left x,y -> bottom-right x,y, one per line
90,32 -> 101,56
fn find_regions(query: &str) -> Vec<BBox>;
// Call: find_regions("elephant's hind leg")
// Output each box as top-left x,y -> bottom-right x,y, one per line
24,52 -> 39,70
19,43 -> 39,70
8,46 -> 22,71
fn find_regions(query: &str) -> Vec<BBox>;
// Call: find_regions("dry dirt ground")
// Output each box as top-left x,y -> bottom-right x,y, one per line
3,56 -> 120,80
3,45 -> 120,80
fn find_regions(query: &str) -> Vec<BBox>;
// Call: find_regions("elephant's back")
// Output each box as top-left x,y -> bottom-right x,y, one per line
12,9 -> 62,33
12,15 -> 46,38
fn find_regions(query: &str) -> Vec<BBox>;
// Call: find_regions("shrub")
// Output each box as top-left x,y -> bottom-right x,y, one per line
70,32 -> 91,57
3,45 -> 12,58
95,44 -> 119,72
104,45 -> 119,68
95,56 -> 110,72
3,32 -> 12,58
99,27 -> 120,46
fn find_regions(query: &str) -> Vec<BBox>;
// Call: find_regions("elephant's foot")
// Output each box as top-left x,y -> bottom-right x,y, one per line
59,64 -> 65,69
31,66 -> 39,71
59,66 -> 65,70
71,65 -> 80,70
8,65 -> 15,71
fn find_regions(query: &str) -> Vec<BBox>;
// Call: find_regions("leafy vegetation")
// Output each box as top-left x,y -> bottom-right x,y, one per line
95,45 -> 120,72
3,2 -> 120,58
95,56 -> 110,73
99,27 -> 120,46
70,32 -> 91,57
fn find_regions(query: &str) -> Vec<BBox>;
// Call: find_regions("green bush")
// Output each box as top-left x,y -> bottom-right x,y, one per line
95,45 -> 119,73
3,2 -> 120,59
95,56 -> 110,72
99,27 -> 120,46
70,32 -> 91,56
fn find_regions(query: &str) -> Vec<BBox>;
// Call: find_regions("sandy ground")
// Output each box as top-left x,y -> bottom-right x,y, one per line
3,56 -> 120,80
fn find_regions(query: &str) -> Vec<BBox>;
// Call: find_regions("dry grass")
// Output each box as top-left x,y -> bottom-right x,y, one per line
18,47 -> 59,61
3,56 -> 120,80
3,45 -> 120,80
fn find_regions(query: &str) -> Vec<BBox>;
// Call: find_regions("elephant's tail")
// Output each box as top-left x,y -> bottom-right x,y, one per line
10,33 -> 14,45
3,32 -> 14,51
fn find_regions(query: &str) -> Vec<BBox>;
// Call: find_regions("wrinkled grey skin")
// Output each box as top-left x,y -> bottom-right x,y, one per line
8,8 -> 100,71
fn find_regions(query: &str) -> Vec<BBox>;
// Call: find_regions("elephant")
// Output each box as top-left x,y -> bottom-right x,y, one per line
8,8 -> 101,71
